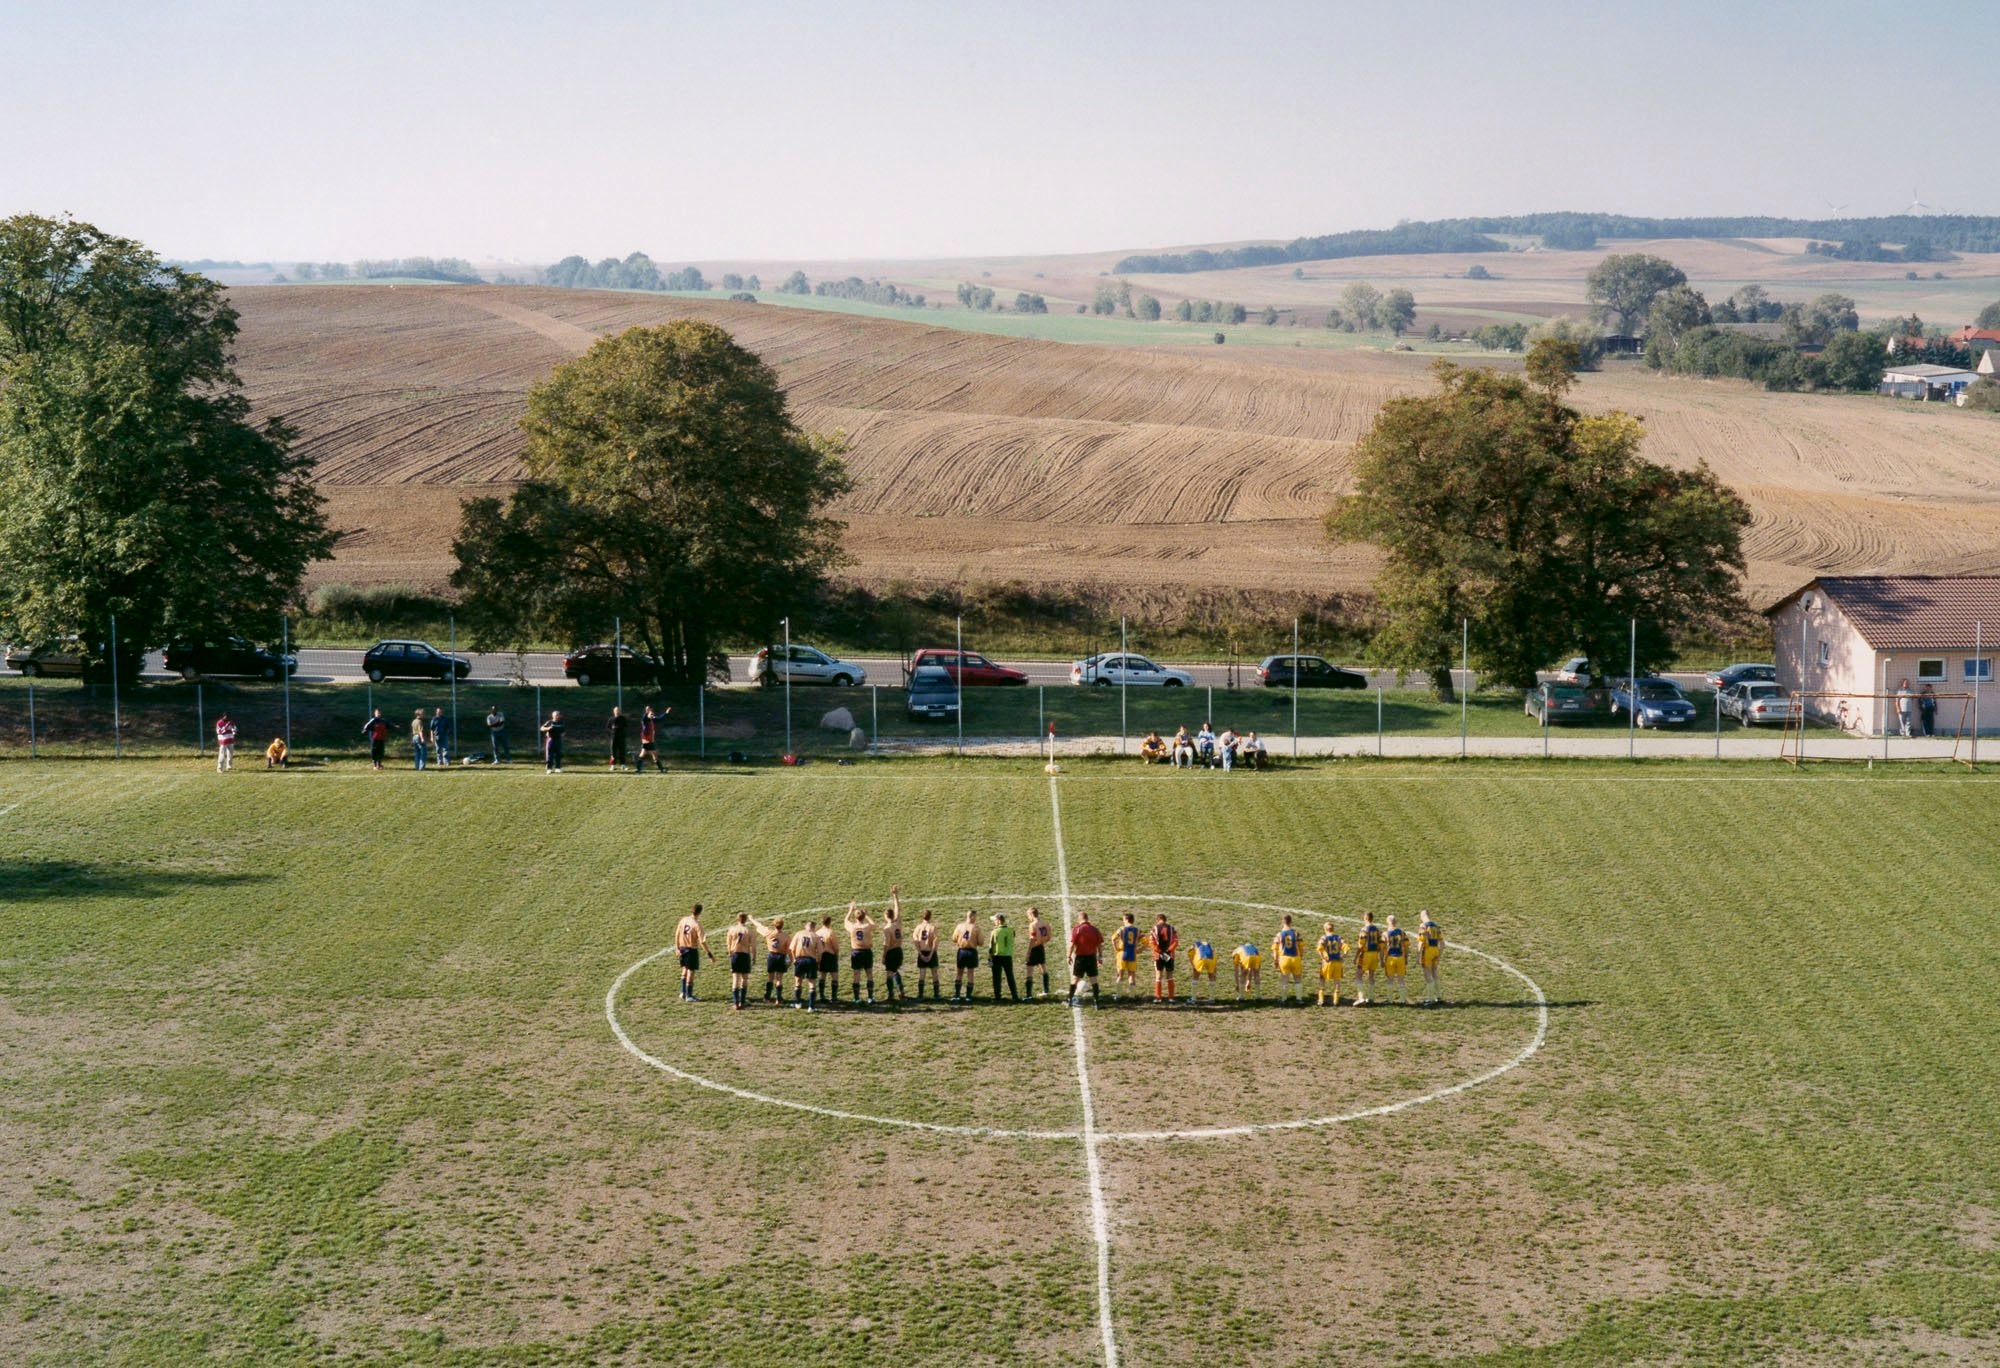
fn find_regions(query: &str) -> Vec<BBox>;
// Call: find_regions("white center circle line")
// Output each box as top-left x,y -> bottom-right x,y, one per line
605,892 -> 1549,1145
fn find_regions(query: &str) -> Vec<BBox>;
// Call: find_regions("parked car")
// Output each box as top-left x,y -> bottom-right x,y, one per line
361,639 -> 470,683
748,644 -> 867,687
1256,654 -> 1367,689
163,636 -> 296,681
4,638 -> 106,680
564,644 -> 667,687
905,665 -> 960,720
1070,652 -> 1192,687
907,648 -> 1028,687
1525,682 -> 1597,724
1552,657 -> 1596,685
1609,677 -> 1697,727
1706,662 -> 1777,693
1720,680 -> 1801,726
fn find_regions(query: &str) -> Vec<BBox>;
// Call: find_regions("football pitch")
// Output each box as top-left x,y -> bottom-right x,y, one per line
4,760 -> 2000,1366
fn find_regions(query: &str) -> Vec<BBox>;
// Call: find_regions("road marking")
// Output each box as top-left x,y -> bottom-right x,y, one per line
1048,774 -> 1119,1368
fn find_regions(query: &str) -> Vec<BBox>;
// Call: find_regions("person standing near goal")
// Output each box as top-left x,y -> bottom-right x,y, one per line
1067,911 -> 1104,1008
674,904 -> 713,1003
1272,914 -> 1305,1003
844,900 -> 877,1005
912,908 -> 942,1001
1150,912 -> 1179,1004
1417,911 -> 1444,1005
950,910 -> 983,1003
1316,922 -> 1346,1007
214,713 -> 238,772
1025,906 -> 1054,999
723,913 -> 756,1011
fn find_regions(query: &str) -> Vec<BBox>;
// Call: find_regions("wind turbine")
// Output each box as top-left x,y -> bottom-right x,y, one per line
1823,199 -> 1849,216
1906,188 -> 1930,214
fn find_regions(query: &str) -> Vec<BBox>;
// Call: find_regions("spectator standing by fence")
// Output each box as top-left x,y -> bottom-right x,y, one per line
1919,683 -> 1938,737
214,714 -> 237,772
363,709 -> 391,770
410,711 -> 428,770
486,704 -> 510,764
430,707 -> 451,767
541,711 -> 565,773
1896,680 -> 1915,738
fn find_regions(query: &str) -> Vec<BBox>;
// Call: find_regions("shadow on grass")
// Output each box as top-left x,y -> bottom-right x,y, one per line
0,861 -> 273,901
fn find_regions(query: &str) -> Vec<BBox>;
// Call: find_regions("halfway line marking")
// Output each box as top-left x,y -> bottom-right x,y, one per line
1048,774 -> 1120,1368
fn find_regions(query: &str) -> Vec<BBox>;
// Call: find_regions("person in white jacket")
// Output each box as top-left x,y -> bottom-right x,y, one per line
214,714 -> 238,772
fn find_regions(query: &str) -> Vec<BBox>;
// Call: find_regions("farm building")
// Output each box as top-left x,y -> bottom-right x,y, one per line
1945,326 -> 2000,351
1768,575 -> 2000,735
1879,362 -> 1978,400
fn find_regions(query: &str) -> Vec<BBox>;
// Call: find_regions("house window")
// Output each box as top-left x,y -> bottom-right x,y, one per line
1917,659 -> 1946,682
1817,640 -> 1830,667
1966,658 -> 1993,683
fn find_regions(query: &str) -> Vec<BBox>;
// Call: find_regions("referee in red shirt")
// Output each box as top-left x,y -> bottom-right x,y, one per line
1067,912 -> 1104,1009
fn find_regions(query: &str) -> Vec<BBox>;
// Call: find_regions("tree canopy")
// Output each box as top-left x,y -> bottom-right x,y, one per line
1587,253 -> 1687,334
1976,301 -> 2000,330
0,214 -> 333,677
450,321 -> 851,684
1327,362 -> 1749,696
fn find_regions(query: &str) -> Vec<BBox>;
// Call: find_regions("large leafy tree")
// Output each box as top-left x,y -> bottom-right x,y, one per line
1586,252 -> 1687,334
1328,361 -> 1749,694
451,321 -> 851,683
0,214 -> 332,679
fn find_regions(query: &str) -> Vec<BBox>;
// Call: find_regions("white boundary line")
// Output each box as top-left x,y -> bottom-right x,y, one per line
1049,774 -> 1120,1368
0,800 -> 22,819
606,893 -> 1548,1143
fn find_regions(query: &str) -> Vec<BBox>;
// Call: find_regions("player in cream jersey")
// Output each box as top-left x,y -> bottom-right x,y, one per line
673,905 -> 713,1002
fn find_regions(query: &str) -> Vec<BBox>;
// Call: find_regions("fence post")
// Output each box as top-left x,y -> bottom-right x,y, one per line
198,683 -> 205,755
28,679 -> 36,758
536,684 -> 542,743
1459,618 -> 1468,760
1627,617 -> 1636,761
283,613 -> 293,751
1119,616 -> 1128,755
614,616 -> 623,713
872,684 -> 878,748
699,685 -> 706,759
1291,618 -> 1300,760
1038,684 -> 1044,742
1714,687 -> 1721,759
448,613 -> 459,757
1377,686 -> 1384,758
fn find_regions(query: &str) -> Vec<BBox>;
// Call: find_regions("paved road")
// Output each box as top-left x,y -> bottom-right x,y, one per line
9,648 -> 1714,695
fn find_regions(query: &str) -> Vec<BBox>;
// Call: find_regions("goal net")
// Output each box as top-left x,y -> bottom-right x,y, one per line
1778,690 -> 1979,767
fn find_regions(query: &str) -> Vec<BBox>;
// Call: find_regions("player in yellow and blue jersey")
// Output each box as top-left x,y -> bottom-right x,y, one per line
1316,922 -> 1345,1007
1231,940 -> 1262,999
1186,934 -> 1218,1003
1112,913 -> 1143,1001
1418,910 -> 1444,1005
1271,914 -> 1306,1003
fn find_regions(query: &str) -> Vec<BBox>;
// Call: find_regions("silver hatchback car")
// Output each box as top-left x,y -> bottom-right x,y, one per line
749,643 -> 867,687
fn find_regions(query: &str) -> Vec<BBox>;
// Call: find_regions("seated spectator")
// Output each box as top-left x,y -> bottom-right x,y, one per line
1139,731 -> 1167,764
1217,726 -> 1239,770
1170,726 -> 1196,769
1242,731 -> 1269,769
1195,722 -> 1217,766
264,737 -> 289,769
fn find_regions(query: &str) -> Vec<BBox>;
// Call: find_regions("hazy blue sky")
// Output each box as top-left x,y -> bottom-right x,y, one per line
4,0 -> 1989,263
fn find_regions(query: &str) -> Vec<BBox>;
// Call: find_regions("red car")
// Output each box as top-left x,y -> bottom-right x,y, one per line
907,648 -> 1028,686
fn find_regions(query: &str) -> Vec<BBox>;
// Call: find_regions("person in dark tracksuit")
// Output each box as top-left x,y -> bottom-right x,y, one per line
540,711 -> 565,772
608,707 -> 629,772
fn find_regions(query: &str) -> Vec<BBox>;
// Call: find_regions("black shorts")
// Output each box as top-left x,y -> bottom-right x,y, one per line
883,946 -> 904,973
729,952 -> 752,975
678,948 -> 700,972
1073,953 -> 1098,978
917,949 -> 938,969
1156,956 -> 1175,974
851,948 -> 873,972
766,952 -> 788,975
792,957 -> 818,980
1027,944 -> 1047,967
956,947 -> 978,971
819,951 -> 837,975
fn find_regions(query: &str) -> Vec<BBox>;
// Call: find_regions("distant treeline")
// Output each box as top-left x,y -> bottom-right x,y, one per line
543,253 -> 708,291
1114,212 -> 2000,273
291,257 -> 483,283
169,258 -> 271,271
815,276 -> 925,306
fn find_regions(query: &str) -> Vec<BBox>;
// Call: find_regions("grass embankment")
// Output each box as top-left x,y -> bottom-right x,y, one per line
3,766 -> 1999,1363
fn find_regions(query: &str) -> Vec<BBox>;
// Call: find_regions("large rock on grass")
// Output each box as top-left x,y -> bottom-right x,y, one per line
820,707 -> 856,733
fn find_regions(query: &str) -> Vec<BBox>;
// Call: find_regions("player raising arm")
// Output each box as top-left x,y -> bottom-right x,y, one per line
880,888 -> 906,1005
674,905 -> 713,1003
845,901 -> 878,1006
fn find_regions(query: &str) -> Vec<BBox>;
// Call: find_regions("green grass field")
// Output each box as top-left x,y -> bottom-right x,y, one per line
5,761 -> 2000,1365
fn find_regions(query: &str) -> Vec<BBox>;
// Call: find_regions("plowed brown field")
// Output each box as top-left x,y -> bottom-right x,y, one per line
231,284 -> 2000,608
